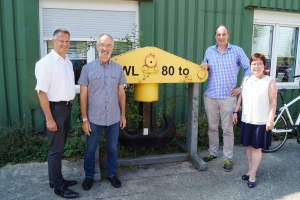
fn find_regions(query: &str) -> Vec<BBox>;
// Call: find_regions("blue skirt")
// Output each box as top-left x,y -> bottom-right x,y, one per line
239,122 -> 272,150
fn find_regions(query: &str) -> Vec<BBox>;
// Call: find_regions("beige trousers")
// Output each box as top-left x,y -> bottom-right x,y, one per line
204,94 -> 237,160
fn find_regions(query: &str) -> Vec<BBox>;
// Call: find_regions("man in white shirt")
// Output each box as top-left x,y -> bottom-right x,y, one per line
35,29 -> 79,198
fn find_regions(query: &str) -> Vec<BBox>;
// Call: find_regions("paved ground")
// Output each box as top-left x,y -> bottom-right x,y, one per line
0,139 -> 300,200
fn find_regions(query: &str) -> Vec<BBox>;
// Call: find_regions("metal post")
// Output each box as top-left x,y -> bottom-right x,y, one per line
187,83 -> 206,170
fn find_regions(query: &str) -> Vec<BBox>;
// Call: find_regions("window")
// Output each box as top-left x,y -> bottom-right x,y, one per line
39,0 -> 139,92
47,41 -> 87,84
252,10 -> 300,89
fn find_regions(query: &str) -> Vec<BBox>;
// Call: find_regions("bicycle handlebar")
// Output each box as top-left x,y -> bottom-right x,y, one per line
292,75 -> 300,78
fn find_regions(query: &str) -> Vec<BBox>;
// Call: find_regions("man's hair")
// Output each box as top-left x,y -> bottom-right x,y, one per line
96,34 -> 114,46
53,29 -> 70,39
215,24 -> 229,35
250,53 -> 266,66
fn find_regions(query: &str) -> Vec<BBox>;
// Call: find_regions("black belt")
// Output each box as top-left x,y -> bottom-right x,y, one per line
50,101 -> 72,105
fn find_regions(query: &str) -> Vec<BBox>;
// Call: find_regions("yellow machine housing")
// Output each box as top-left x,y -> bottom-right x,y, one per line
111,46 -> 208,102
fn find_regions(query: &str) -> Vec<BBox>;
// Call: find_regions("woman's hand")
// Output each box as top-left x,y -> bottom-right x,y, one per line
266,121 -> 274,131
232,112 -> 238,124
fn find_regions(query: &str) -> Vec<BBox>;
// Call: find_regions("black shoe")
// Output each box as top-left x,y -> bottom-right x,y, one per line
49,179 -> 77,188
247,180 -> 256,188
82,178 -> 93,190
107,176 -> 121,188
242,174 -> 250,181
54,186 -> 79,198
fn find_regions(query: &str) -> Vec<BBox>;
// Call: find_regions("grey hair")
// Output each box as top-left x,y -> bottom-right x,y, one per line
96,34 -> 114,46
53,28 -> 70,39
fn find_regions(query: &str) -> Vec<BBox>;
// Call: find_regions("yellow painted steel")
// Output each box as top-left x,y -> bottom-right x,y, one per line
111,46 -> 208,102
111,46 -> 208,84
134,83 -> 158,102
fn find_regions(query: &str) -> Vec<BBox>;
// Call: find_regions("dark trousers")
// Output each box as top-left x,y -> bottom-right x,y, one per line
40,102 -> 71,190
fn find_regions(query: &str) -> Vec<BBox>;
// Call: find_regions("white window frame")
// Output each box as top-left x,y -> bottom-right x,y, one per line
253,10 -> 300,89
39,0 -> 139,93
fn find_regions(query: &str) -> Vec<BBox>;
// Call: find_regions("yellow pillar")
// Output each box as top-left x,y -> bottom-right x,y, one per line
134,83 -> 158,102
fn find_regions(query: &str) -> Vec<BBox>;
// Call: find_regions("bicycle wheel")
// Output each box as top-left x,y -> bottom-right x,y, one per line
262,114 -> 288,153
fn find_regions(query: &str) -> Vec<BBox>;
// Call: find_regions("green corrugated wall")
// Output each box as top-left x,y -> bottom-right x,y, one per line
140,0 -> 300,124
0,0 -> 80,132
0,0 -> 299,131
0,0 -> 40,127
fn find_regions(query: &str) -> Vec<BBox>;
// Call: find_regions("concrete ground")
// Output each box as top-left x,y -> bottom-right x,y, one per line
0,139 -> 300,200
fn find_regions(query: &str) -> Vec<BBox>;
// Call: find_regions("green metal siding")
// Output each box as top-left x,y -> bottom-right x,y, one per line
0,0 -> 81,132
24,0 -> 44,131
0,0 -> 80,132
140,0 -> 300,124
0,0 -> 40,128
0,2 -> 6,119
1,0 -> 20,121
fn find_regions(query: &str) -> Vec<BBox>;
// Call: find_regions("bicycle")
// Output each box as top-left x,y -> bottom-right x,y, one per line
262,75 -> 300,153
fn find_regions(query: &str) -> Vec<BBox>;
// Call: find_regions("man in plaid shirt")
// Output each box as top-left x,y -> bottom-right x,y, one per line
200,25 -> 252,172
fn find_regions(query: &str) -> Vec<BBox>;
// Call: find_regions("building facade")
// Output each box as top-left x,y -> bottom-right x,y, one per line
1,0 -> 300,131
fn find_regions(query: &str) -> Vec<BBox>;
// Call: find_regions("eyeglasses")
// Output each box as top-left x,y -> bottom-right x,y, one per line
98,44 -> 113,49
251,63 -> 264,67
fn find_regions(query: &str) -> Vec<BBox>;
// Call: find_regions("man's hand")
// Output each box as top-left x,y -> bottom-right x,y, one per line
230,87 -> 242,96
200,62 -> 210,70
47,119 -> 57,132
82,121 -> 92,136
37,91 -> 57,132
120,116 -> 126,130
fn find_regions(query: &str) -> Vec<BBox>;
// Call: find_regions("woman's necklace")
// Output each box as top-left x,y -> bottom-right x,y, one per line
251,74 -> 265,86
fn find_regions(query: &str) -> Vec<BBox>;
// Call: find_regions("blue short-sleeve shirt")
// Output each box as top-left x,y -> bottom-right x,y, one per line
78,59 -> 127,126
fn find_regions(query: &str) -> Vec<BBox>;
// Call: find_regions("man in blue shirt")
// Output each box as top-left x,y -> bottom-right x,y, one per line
78,34 -> 126,190
201,25 -> 252,172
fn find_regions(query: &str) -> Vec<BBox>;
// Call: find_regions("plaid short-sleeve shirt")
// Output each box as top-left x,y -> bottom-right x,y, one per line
202,43 -> 252,99
78,59 -> 126,126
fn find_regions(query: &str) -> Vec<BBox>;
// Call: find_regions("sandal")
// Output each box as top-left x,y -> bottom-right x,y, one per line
242,175 -> 249,181
247,181 -> 256,188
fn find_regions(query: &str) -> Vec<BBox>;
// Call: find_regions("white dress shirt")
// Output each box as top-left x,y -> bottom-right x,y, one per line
35,50 -> 75,101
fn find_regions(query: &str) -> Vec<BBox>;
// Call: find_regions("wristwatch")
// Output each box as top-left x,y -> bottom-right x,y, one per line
233,111 -> 238,114
81,118 -> 88,122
